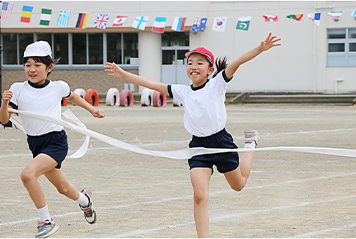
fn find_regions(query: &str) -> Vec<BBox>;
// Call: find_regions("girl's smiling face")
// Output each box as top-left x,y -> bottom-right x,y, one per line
24,58 -> 53,85
186,53 -> 214,87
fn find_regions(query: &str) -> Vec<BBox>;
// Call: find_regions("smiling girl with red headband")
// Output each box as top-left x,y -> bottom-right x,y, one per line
105,32 -> 281,238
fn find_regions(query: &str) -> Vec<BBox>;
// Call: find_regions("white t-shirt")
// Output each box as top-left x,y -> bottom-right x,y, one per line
169,70 -> 232,137
9,80 -> 71,136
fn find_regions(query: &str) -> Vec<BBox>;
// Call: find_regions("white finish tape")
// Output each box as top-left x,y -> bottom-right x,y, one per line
8,109 -> 356,159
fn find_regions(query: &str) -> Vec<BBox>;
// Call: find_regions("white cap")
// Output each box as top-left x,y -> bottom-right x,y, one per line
23,41 -> 52,58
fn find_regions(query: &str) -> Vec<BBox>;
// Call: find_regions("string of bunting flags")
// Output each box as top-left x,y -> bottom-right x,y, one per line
1,2 -> 356,32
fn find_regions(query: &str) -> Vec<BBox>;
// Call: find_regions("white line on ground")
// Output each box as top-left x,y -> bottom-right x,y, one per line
1,172 -> 355,227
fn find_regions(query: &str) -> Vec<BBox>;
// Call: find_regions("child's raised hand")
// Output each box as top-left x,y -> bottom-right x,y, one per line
260,32 -> 281,52
1,90 -> 13,104
104,62 -> 125,78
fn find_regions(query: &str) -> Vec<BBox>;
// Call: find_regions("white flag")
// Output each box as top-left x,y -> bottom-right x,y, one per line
132,16 -> 148,30
112,15 -> 128,27
212,17 -> 227,32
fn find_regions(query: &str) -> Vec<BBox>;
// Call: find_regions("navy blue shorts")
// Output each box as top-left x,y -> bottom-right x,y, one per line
27,130 -> 68,169
188,128 -> 239,174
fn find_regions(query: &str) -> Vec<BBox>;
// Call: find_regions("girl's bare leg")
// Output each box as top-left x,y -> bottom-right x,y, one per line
224,151 -> 254,191
45,167 -> 80,201
21,154 -> 58,209
190,167 -> 212,238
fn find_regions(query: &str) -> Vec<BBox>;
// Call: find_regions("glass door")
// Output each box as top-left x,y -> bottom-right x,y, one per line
161,46 -> 190,85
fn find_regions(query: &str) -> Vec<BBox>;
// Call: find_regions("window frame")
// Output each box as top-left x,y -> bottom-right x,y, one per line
327,28 -> 356,67
1,32 -> 139,70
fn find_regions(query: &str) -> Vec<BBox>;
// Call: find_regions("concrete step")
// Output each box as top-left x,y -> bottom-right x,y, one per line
100,92 -> 356,105
226,93 -> 356,104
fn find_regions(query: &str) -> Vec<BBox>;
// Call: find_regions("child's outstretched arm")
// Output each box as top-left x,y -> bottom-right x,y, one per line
225,32 -> 281,79
104,62 -> 169,95
67,93 -> 105,118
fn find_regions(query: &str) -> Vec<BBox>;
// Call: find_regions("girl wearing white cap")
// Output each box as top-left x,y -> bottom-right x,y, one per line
0,41 -> 105,238
105,32 -> 281,237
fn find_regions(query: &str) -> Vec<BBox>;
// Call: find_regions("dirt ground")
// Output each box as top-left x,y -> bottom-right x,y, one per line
1,103 -> 355,238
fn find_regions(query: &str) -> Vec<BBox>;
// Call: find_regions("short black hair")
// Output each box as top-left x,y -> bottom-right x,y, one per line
23,56 -> 60,76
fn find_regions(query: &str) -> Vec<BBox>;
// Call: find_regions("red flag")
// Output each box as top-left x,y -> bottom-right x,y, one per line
263,15 -> 278,22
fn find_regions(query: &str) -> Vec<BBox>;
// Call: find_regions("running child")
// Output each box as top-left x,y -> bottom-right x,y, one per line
0,41 -> 105,238
104,32 -> 281,237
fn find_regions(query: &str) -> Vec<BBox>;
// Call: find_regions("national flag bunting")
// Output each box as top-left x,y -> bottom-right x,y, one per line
57,10 -> 71,27
327,11 -> 343,19
94,14 -> 109,29
191,17 -> 207,32
76,13 -> 90,29
21,5 -> 33,23
1,2 -> 14,20
171,17 -> 187,32
286,14 -> 303,21
152,17 -> 167,33
112,15 -> 128,27
352,9 -> 356,18
308,13 -> 321,26
132,16 -> 148,30
40,8 -> 52,26
263,15 -> 278,22
212,17 -> 227,32
236,16 -> 251,31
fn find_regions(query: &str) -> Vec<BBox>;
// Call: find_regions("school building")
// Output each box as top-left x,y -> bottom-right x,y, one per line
1,1 -> 355,96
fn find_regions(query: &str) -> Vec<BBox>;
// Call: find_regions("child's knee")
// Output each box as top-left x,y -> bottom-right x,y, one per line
230,183 -> 245,192
20,168 -> 34,184
194,190 -> 209,204
56,184 -> 71,195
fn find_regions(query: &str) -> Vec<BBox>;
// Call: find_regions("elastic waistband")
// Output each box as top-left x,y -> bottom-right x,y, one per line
192,128 -> 226,140
27,130 -> 65,138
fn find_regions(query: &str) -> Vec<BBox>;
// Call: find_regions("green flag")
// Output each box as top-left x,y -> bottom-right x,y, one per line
40,8 -> 52,26
236,16 -> 251,31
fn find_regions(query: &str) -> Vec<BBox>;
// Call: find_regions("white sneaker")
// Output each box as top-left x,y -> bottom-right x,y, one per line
35,219 -> 59,238
244,130 -> 261,148
79,189 -> 97,224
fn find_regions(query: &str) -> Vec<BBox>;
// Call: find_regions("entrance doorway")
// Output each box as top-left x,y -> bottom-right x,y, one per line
161,32 -> 190,85
161,46 -> 190,85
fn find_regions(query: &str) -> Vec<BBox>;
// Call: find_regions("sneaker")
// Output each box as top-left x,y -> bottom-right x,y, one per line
244,129 -> 261,148
35,219 -> 59,238
79,188 -> 97,224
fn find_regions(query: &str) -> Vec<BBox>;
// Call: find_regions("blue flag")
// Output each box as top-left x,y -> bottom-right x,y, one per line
191,17 -> 207,32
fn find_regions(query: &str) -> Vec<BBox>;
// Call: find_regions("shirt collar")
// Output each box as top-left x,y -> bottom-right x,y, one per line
28,79 -> 50,88
190,79 -> 210,91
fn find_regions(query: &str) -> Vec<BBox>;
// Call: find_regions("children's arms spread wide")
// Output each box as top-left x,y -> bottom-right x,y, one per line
225,32 -> 281,79
104,62 -> 169,95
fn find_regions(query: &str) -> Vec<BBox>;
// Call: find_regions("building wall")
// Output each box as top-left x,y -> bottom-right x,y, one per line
1,69 -> 139,93
1,1 -> 355,94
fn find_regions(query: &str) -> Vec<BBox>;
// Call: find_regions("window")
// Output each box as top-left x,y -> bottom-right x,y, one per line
89,33 -> 103,64
19,34 -> 34,64
327,28 -> 356,67
162,32 -> 189,47
123,33 -> 138,65
72,33 -> 87,64
53,34 -> 69,64
107,33 -> 122,64
1,33 -> 33,65
2,33 -> 17,64
1,32 -> 138,67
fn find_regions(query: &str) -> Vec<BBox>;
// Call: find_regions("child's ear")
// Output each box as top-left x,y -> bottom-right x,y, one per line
208,66 -> 214,75
47,64 -> 53,73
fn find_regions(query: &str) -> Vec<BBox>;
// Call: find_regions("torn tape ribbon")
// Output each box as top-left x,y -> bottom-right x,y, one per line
8,108 -> 356,159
